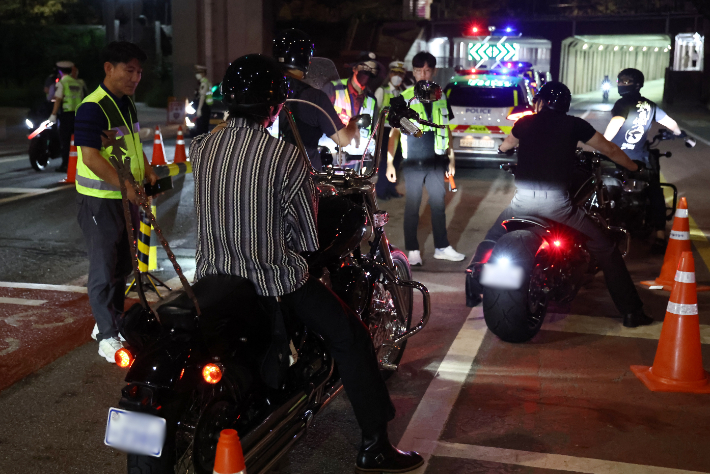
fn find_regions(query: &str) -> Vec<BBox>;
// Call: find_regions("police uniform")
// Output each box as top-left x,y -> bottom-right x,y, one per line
194,66 -> 214,135
54,60 -> 84,171
74,84 -> 146,342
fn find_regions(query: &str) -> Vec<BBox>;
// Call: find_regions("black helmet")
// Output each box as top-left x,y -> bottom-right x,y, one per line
221,54 -> 291,118
617,68 -> 644,88
534,81 -> 571,113
273,29 -> 314,74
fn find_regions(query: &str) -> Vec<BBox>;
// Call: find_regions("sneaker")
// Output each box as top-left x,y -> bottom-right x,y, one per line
434,246 -> 465,262
408,250 -> 423,266
91,323 -> 125,342
98,337 -> 123,363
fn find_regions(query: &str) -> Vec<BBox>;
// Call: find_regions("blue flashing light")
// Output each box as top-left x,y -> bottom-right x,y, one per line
506,27 -> 512,32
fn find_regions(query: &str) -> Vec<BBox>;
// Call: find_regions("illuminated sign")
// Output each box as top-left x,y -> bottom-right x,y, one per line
467,78 -> 513,87
468,42 -> 518,61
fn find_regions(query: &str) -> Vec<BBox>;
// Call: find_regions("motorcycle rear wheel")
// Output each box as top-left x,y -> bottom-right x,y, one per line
29,136 -> 51,171
482,230 -> 547,343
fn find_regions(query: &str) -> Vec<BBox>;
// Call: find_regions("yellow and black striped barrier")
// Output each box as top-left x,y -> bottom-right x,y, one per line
126,206 -> 170,298
153,162 -> 192,179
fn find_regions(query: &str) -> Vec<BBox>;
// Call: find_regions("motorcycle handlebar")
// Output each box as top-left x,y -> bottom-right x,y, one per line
416,118 -> 446,130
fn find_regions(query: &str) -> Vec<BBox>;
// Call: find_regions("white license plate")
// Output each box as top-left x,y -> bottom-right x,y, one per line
105,407 -> 166,457
480,262 -> 525,290
459,136 -> 496,148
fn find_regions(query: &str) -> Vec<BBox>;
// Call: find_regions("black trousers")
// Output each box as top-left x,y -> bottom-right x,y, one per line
194,104 -> 211,136
473,190 -> 643,315
402,158 -> 450,251
77,195 -> 136,341
58,111 -> 75,169
375,127 -> 402,198
281,278 -> 395,435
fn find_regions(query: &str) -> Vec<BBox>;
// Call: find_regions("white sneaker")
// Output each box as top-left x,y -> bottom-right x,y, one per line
91,323 -> 125,342
408,250 -> 423,266
98,337 -> 123,363
434,246 -> 465,262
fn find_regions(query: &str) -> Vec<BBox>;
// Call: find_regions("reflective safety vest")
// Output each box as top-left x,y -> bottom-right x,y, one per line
76,86 -> 145,199
378,84 -> 400,110
200,76 -> 214,106
400,86 -> 450,157
329,78 -> 376,156
59,75 -> 84,113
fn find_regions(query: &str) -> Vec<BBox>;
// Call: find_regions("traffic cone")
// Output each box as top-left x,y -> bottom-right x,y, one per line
151,125 -> 167,166
641,197 -> 710,292
631,251 -> 710,393
60,134 -> 77,184
173,126 -> 187,163
213,429 -> 246,474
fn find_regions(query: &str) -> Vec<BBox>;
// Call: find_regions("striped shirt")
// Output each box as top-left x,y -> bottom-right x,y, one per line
191,117 -> 319,296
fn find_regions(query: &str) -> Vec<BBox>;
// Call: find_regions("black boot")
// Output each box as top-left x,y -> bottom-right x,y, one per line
623,309 -> 654,328
356,430 -> 423,473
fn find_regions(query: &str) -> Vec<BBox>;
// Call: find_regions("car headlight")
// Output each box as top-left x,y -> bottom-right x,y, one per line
185,101 -> 196,115
185,117 -> 195,128
25,119 -> 33,129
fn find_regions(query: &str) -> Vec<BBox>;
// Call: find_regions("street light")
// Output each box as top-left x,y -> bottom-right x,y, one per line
642,47 -> 647,51
654,47 -> 659,52
598,45 -> 603,50
614,46 -> 619,51
629,46 -> 634,51
582,44 -> 588,49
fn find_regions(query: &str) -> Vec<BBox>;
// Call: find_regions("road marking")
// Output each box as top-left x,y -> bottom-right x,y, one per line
580,108 -> 592,119
397,306 -> 488,471
0,297 -> 47,306
677,122 -> 710,147
0,155 -> 27,164
0,184 -> 73,205
433,441 -> 705,474
0,187 -> 53,194
543,313 -> 710,344
164,269 -> 196,291
0,281 -> 87,293
0,337 -> 20,356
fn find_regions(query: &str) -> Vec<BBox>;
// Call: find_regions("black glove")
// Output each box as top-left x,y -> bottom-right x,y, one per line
498,146 -> 515,157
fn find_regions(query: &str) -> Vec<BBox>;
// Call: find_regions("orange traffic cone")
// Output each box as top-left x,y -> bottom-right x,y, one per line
213,429 -> 246,474
151,125 -> 167,166
631,251 -> 710,393
173,126 -> 187,163
641,197 -> 710,292
60,134 -> 77,184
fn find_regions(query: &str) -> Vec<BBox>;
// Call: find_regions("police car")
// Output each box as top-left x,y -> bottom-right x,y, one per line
446,65 -> 535,162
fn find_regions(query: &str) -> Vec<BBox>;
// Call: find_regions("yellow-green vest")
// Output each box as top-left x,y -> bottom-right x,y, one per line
59,74 -> 84,113
331,78 -> 376,155
76,86 -> 145,199
200,76 -> 214,106
401,86 -> 450,157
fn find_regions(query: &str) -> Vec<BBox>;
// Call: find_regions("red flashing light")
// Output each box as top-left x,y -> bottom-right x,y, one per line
554,240 -> 561,247
472,26 -> 479,33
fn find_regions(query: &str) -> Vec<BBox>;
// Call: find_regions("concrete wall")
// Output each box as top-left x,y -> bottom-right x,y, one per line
172,0 -> 272,102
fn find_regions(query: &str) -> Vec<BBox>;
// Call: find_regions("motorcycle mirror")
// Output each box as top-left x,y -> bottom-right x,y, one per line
413,81 -> 442,103
355,114 -> 372,129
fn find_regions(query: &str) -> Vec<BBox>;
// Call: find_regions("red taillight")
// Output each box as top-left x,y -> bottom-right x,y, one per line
202,363 -> 223,384
472,26 -> 479,33
115,348 -> 133,368
506,110 -> 534,122
553,240 -> 561,247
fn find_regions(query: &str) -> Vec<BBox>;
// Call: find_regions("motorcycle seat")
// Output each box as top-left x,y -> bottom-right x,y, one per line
157,292 -> 197,331
503,216 -> 589,242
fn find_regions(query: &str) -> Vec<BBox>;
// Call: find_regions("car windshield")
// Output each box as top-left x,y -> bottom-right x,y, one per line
447,84 -> 518,108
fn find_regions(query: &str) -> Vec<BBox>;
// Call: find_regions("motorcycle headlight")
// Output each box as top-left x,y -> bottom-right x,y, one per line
602,83 -> 611,91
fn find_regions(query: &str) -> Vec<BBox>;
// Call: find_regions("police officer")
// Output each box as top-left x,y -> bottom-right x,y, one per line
322,52 -> 380,168
193,65 -> 214,135
74,42 -> 158,362
603,68 -> 683,250
386,52 -> 465,266
191,54 -> 424,473
375,61 -> 406,200
272,29 -> 359,170
49,60 -> 84,173
467,81 -> 652,328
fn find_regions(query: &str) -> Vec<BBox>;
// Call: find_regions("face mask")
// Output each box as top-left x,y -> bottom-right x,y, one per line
195,73 -> 203,80
390,76 -> 403,87
618,85 -> 637,96
356,70 -> 374,87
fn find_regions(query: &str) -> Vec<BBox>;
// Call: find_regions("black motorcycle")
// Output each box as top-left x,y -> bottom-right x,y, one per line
105,82 -> 442,474
26,103 -> 61,171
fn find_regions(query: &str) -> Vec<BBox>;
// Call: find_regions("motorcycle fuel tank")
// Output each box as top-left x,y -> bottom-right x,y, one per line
317,196 -> 368,261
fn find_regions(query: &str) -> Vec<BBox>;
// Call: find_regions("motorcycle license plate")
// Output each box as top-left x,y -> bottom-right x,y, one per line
480,262 -> 524,290
104,407 -> 166,457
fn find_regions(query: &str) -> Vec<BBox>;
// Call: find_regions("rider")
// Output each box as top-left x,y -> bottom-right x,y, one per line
601,74 -> 611,102
190,54 -> 424,473
272,28 -> 359,170
603,68 -> 683,250
466,81 -> 653,328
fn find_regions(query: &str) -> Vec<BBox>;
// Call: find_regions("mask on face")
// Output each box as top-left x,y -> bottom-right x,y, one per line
195,73 -> 203,80
390,75 -> 403,87
356,70 -> 374,87
618,85 -> 637,96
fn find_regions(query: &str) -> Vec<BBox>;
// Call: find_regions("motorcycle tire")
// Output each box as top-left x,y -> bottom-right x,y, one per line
388,249 -> 413,368
29,136 -> 51,171
482,230 -> 546,343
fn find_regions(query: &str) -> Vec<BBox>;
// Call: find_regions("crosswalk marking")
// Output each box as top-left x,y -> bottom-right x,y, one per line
0,282 -> 87,293
0,297 -> 47,306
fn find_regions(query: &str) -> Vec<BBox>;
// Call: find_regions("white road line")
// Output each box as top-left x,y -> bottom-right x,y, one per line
543,313 -> 710,344
0,297 -> 47,306
677,122 -> 710,147
0,156 -> 27,164
580,108 -> 592,120
0,281 -> 87,293
0,187 -> 52,194
397,306 -> 488,471
0,184 -> 73,205
164,269 -> 196,291
434,442 -> 705,474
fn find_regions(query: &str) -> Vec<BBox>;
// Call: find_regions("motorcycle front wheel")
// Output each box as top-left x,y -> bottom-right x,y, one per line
29,135 -> 51,171
482,230 -> 547,343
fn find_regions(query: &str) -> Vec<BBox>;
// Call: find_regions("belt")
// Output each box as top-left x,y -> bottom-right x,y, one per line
515,189 -> 568,198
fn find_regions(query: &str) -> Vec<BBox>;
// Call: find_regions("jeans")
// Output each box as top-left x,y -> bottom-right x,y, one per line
476,189 -> 643,315
402,159 -> 450,251
59,111 -> 75,169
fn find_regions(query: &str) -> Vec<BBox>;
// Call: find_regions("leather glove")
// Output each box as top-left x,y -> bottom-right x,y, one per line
498,146 -> 515,157
48,115 -> 57,124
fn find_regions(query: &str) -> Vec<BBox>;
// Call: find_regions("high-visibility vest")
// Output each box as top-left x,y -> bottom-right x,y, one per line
378,84 -> 400,109
200,76 -> 214,106
59,75 -> 84,113
400,86 -> 450,157
330,78 -> 376,156
76,86 -> 145,199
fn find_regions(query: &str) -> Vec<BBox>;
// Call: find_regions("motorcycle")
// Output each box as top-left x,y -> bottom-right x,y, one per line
602,81 -> 610,102
26,102 -> 61,171
105,81 -> 442,474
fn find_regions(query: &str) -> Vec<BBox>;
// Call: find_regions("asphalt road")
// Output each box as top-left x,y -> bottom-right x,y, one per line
1,95 -> 710,474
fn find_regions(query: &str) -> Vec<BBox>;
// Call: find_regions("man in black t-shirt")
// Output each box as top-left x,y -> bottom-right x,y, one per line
603,68 -> 682,247
466,82 -> 652,328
